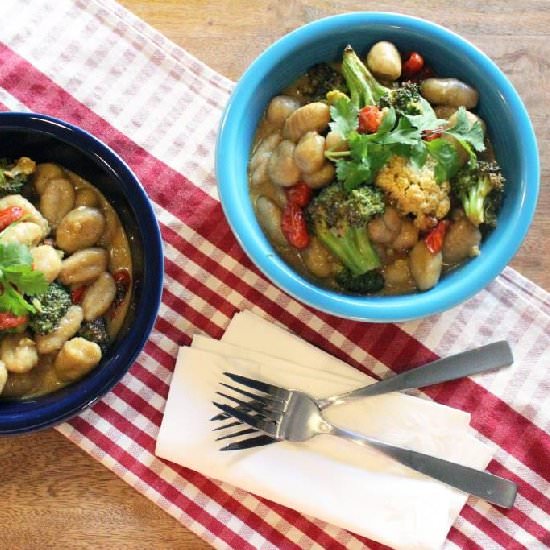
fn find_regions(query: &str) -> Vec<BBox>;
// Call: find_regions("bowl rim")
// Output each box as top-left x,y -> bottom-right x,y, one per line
0,111 -> 164,434
216,11 -> 540,322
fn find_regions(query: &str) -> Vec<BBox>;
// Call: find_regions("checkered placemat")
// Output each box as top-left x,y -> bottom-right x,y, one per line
1,1 -> 549,548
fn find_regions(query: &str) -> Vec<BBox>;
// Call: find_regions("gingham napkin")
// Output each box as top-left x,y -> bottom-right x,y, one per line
1,1 -> 549,548
156,311 -> 493,550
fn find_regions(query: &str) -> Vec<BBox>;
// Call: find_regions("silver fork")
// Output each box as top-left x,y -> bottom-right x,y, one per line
212,341 -> 513,449
213,376 -> 517,508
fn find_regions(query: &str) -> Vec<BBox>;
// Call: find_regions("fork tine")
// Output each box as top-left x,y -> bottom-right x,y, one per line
220,382 -> 285,411
220,434 -> 276,451
212,402 -> 278,437
223,372 -> 287,398
215,390 -> 271,415
215,427 -> 258,441
210,411 -> 230,422
212,419 -> 243,431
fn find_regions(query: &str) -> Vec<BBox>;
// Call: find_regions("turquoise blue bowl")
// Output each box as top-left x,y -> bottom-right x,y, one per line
216,13 -> 539,322
0,113 -> 163,434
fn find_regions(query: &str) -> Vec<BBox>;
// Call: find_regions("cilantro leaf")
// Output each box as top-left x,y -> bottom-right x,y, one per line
404,97 -> 446,132
337,131 -> 373,190
0,242 -> 33,267
335,159 -> 372,190
373,107 -> 396,137
329,97 -> 358,137
4,264 -> 48,296
426,138 -> 461,183
377,116 -> 421,146
444,107 -> 485,152
0,243 -> 48,317
405,141 -> 429,169
0,286 -> 35,315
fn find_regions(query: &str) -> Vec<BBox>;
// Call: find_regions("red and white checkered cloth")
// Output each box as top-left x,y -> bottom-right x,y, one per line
2,1 -> 549,548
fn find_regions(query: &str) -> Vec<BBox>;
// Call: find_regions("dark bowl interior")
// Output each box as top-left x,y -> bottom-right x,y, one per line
0,113 -> 163,434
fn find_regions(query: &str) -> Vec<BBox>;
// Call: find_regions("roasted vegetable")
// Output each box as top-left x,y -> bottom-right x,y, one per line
0,157 -> 35,196
335,266 -> 384,294
302,62 -> 348,101
29,282 -> 72,335
378,82 -> 423,116
451,160 -> 505,226
341,45 -> 389,108
306,182 -> 384,276
78,317 -> 110,353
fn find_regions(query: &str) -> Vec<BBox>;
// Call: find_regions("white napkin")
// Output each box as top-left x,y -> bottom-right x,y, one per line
156,311 -> 493,550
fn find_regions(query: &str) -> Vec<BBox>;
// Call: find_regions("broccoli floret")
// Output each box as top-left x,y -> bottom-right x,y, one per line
335,266 -> 384,294
341,45 -> 389,108
300,63 -> 348,101
451,160 -> 505,226
379,82 -> 423,116
29,282 -> 72,335
78,317 -> 110,353
306,182 -> 384,276
0,157 -> 36,196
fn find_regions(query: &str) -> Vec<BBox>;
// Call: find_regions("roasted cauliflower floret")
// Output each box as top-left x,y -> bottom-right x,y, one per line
375,156 -> 450,231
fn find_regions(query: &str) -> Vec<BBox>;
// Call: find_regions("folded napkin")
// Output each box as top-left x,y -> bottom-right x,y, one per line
156,311 -> 493,550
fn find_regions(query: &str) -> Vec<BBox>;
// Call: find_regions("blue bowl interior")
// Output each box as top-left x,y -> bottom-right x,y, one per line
216,13 -> 539,322
0,113 -> 163,434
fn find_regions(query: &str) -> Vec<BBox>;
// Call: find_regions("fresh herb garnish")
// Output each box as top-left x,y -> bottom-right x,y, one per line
329,97 -> 358,137
0,243 -> 48,316
444,108 -> 485,153
326,93 -> 486,188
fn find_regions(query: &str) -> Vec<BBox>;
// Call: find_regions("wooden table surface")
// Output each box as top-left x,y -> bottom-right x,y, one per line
2,1 -> 549,548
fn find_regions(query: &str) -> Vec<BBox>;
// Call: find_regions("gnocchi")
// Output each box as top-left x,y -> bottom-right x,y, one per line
267,140 -> 301,187
81,272 -> 116,321
266,95 -> 301,128
1,334 -> 39,374
58,248 -> 109,285
33,163 -> 64,194
54,338 -> 102,383
35,306 -> 84,354
40,177 -> 76,227
56,206 -> 106,253
31,245 -> 63,283
283,102 -> 330,142
294,132 -> 326,174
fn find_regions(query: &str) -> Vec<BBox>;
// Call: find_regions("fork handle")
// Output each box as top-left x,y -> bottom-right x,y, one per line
318,341 -> 513,409
329,425 -> 516,508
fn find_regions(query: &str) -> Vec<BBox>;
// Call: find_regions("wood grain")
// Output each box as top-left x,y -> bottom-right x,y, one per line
2,2 -> 549,549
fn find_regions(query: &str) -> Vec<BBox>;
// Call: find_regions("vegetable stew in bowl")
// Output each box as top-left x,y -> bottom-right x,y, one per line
249,42 -> 503,296
0,112 -> 162,433
0,157 -> 132,399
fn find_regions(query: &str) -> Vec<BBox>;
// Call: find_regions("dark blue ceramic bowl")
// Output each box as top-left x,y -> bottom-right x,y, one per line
0,112 -> 163,434
216,13 -> 539,322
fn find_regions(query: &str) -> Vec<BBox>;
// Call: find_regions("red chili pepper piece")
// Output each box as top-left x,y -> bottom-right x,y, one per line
281,202 -> 310,249
358,105 -> 383,134
71,285 -> 87,304
425,219 -> 451,254
402,52 -> 424,77
286,182 -> 313,208
0,312 -> 28,330
422,128 -> 444,142
0,206 -> 24,231
113,268 -> 131,308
